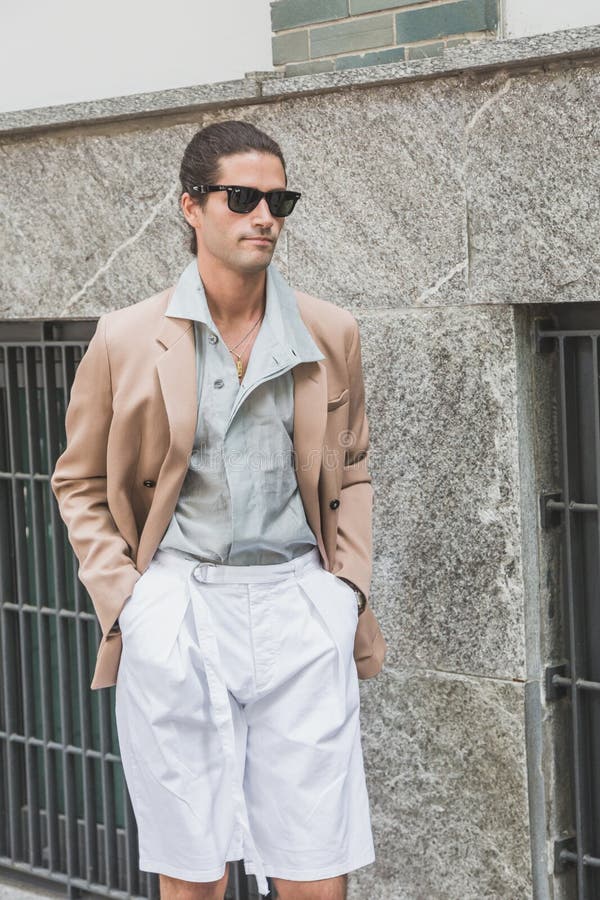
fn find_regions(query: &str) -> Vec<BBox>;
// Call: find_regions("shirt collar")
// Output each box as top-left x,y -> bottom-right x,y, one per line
165,258 -> 325,365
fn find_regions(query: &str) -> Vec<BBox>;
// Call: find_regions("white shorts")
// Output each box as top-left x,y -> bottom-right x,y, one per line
114,545 -> 376,896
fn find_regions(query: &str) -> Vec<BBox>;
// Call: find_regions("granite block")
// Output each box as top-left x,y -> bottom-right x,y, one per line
0,113 -> 292,318
464,64 -> 600,305
252,78 -> 468,308
352,669 -> 532,898
358,306 -> 526,680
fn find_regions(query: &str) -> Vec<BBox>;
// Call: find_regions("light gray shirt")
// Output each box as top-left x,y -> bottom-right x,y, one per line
157,258 -> 326,565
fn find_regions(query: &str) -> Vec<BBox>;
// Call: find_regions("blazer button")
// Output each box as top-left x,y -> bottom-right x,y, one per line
329,498 -> 340,509
143,479 -> 156,488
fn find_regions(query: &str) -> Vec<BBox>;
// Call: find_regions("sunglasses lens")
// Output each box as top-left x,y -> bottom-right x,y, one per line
227,187 -> 299,216
268,191 -> 298,216
228,186 -> 261,213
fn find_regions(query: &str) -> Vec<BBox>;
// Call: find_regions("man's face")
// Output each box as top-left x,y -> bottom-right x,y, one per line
182,151 -> 287,275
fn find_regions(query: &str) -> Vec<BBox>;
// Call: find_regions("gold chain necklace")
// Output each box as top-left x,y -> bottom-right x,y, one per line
222,311 -> 264,379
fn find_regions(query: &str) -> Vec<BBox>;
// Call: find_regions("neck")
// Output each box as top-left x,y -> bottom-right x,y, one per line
196,255 -> 267,328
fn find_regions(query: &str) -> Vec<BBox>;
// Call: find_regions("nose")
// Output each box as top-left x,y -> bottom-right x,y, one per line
251,196 -> 276,223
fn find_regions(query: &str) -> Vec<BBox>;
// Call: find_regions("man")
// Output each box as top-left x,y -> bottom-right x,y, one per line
51,120 -> 386,900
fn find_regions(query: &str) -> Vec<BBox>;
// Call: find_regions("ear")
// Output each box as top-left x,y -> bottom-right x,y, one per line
181,192 -> 203,229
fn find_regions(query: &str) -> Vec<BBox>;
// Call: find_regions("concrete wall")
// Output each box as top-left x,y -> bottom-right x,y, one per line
3,23 -> 600,900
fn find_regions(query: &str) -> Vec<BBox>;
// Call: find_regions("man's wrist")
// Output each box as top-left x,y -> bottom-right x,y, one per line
338,577 -> 367,614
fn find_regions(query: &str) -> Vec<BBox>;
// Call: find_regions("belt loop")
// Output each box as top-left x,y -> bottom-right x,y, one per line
193,560 -> 218,582
295,547 -> 316,578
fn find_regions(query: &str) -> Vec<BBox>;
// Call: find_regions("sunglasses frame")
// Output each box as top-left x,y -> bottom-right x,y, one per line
190,184 -> 302,216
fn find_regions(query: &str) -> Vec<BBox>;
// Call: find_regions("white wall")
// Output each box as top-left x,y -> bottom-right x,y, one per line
0,0 -> 274,114
503,0 -> 600,38
3,0 -> 599,114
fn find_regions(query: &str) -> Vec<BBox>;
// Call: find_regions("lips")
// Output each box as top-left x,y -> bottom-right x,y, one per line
245,237 -> 273,244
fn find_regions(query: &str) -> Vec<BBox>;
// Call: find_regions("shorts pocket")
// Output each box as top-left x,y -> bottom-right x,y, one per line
298,567 -> 358,674
329,573 -> 359,623
119,563 -> 153,633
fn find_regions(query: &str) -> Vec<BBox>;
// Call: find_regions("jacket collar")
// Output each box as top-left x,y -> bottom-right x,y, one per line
162,258 -> 325,366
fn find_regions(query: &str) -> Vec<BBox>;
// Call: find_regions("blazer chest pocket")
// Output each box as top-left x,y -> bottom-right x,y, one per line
327,388 -> 349,411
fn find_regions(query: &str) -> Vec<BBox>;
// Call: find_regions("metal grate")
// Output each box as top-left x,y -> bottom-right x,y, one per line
0,319 -> 272,899
537,306 -> 600,900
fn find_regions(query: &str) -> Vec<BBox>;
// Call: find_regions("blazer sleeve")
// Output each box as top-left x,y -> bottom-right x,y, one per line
334,317 -> 373,606
50,314 -> 141,637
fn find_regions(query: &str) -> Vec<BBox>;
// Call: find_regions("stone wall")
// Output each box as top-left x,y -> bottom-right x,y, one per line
2,25 -> 600,900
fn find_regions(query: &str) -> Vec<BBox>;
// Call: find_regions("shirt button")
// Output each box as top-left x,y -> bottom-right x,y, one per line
214,378 -> 224,389
209,333 -> 218,344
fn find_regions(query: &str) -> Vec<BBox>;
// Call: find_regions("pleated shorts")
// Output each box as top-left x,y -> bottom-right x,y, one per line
114,545 -> 376,896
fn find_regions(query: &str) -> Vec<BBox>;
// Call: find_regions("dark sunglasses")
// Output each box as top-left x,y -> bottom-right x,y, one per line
190,184 -> 301,216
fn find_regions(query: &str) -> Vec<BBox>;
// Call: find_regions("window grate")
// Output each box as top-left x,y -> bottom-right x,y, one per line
537,307 -> 600,900
0,319 -> 271,899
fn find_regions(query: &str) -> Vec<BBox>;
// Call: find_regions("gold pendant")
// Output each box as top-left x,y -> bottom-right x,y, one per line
236,358 -> 243,378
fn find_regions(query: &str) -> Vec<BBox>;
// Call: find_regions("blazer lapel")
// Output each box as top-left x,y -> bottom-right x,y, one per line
137,304 -> 329,572
137,311 -> 198,571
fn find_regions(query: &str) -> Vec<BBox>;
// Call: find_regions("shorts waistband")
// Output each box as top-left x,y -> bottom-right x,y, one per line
152,545 -> 324,584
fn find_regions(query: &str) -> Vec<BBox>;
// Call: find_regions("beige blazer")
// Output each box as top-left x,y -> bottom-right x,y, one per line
51,282 -> 387,690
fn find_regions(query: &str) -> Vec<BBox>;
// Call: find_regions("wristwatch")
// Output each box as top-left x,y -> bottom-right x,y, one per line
355,588 -> 367,615
338,577 -> 367,614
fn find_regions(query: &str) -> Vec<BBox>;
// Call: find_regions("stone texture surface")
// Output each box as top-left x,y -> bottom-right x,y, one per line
0,874 -> 63,898
352,669 -> 532,899
0,118 -> 288,318
0,76 -> 266,135
1,25 -> 599,135
360,306 -> 526,681
261,77 -> 469,308
464,64 -> 600,305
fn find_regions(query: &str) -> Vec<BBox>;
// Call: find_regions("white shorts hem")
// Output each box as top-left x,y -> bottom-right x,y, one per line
256,850 -> 377,881
138,857 -> 230,882
139,851 -> 376,885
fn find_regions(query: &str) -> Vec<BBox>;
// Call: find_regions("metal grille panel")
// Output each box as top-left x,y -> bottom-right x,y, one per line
0,319 -> 269,899
538,306 -> 600,900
